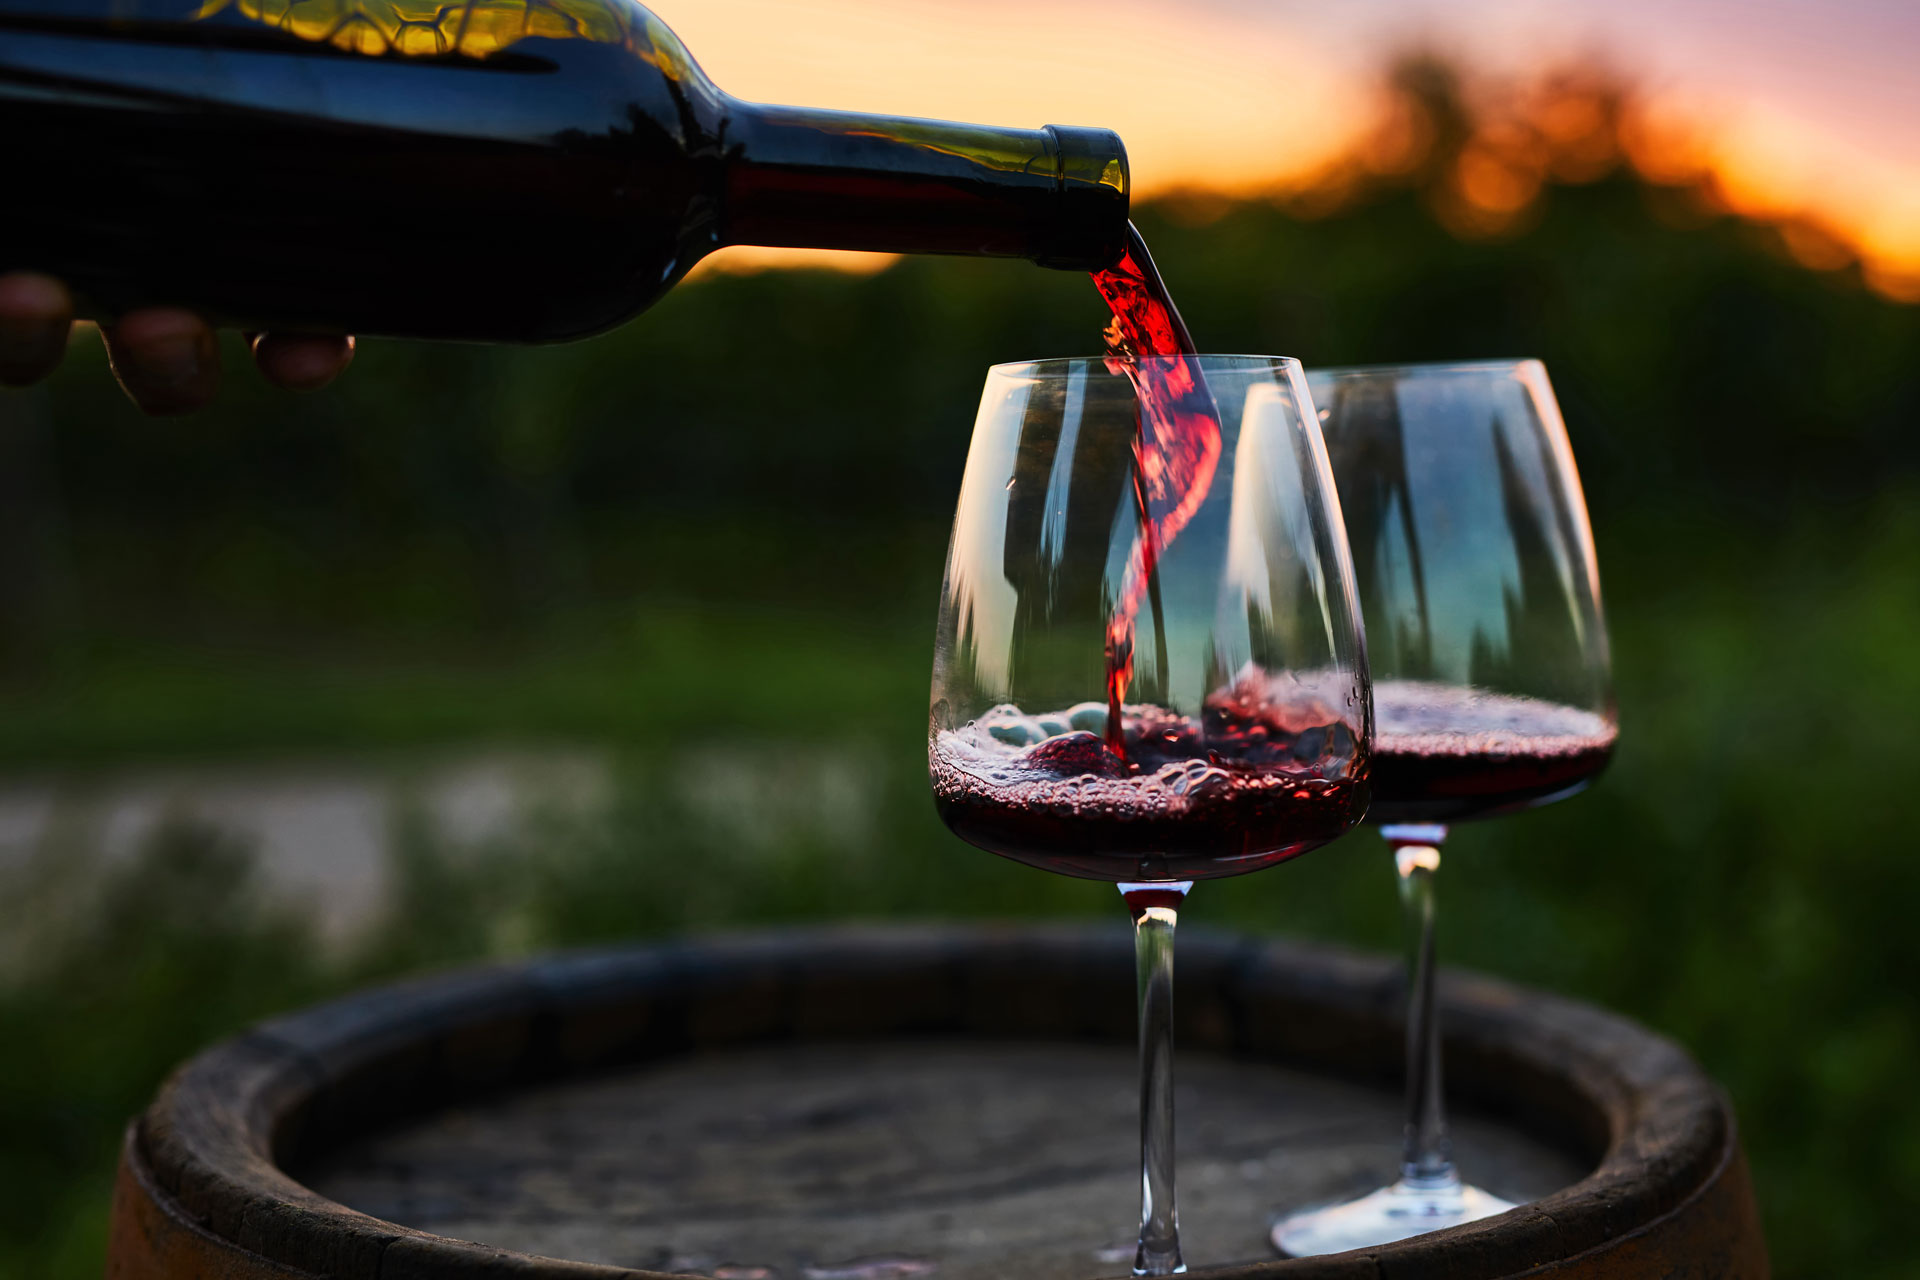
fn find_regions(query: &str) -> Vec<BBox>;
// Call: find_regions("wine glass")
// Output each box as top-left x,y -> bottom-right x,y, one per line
930,354 -> 1371,1275
1271,360 -> 1616,1256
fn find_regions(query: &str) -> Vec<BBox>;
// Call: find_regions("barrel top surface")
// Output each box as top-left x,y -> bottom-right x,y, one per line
111,924 -> 1768,1280
303,1039 -> 1584,1280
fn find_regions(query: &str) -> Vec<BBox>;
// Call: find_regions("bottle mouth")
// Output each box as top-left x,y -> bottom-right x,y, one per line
1038,125 -> 1130,272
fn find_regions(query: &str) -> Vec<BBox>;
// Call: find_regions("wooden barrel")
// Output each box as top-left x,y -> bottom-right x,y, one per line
105,925 -> 1767,1279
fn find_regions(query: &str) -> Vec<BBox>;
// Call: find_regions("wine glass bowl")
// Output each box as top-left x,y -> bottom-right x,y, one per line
930,356 -> 1372,884
929,354 -> 1371,1274
1321,359 -> 1615,826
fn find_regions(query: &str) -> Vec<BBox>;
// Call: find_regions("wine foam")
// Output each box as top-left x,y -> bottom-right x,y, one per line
1374,680 -> 1617,758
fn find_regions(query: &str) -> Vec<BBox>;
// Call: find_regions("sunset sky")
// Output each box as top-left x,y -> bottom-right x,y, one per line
663,0 -> 1920,295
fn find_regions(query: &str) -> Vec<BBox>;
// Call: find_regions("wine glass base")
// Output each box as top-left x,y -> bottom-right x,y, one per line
1270,1177 -> 1519,1257
1130,1243 -> 1186,1277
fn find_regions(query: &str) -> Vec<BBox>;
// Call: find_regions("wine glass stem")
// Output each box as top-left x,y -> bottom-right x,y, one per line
1386,823 -> 1455,1188
1123,882 -> 1189,1276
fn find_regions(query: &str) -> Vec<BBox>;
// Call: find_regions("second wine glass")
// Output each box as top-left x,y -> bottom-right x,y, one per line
930,354 -> 1371,1274
1271,359 -> 1617,1256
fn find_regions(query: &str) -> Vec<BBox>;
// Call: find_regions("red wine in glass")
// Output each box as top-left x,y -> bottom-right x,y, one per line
930,671 -> 1368,884
1368,681 -> 1617,826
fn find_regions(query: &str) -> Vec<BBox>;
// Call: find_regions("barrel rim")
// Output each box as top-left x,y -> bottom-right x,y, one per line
117,923 -> 1757,1279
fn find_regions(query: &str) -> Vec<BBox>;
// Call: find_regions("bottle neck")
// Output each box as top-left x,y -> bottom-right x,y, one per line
720,101 -> 1128,271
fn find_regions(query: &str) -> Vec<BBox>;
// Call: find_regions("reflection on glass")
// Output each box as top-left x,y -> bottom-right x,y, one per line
1271,359 -> 1616,1257
931,355 -> 1371,1274
195,0 -> 671,58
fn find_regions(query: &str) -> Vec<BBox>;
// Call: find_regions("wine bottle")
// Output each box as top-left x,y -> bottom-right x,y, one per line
0,0 -> 1128,341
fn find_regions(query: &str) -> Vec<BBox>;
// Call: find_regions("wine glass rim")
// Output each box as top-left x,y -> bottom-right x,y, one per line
988,354 -> 1304,378
1308,357 -> 1545,379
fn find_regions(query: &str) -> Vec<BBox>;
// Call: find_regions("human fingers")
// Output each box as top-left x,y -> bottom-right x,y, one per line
250,332 -> 355,392
102,307 -> 222,415
0,272 -> 75,386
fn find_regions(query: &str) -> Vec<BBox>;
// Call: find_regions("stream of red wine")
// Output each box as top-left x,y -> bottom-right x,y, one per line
1088,223 -> 1224,760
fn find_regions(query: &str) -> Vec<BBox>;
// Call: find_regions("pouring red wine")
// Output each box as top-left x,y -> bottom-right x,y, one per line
930,221 -> 1366,886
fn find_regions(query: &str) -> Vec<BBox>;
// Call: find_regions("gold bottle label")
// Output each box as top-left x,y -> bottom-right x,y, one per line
193,0 -> 686,62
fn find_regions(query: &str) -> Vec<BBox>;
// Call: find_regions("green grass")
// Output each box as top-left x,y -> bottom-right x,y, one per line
0,595 -> 933,768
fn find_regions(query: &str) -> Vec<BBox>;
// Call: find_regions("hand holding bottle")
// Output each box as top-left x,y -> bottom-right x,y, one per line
0,272 -> 354,415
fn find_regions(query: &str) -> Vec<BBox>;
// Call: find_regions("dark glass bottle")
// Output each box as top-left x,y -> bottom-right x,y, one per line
0,0 -> 1128,340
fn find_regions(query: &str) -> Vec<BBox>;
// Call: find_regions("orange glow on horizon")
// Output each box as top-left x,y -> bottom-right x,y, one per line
688,247 -> 902,278
655,0 -> 1920,303
663,0 -> 1375,199
1618,92 -> 1920,301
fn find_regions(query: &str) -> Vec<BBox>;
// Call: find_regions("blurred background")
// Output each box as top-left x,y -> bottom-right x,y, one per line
3,0 -> 1917,1276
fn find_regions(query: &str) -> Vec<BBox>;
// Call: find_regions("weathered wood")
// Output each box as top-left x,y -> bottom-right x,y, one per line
303,1040 -> 1583,1279
106,925 -> 1768,1280
105,1127 -> 318,1280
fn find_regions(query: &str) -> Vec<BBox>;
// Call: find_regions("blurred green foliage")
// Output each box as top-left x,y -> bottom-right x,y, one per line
2,60 -> 1918,1280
